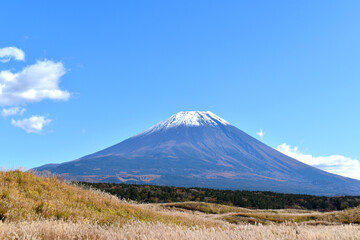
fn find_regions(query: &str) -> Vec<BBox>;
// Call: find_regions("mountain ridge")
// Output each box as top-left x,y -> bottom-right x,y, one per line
35,111 -> 360,196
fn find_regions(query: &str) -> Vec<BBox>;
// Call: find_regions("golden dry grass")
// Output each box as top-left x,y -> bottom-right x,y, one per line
0,170 -> 218,227
1,170 -> 360,239
1,220 -> 360,240
157,201 -> 360,225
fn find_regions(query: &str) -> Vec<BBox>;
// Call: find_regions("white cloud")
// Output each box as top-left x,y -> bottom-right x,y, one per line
11,115 -> 51,133
1,107 -> 26,117
0,59 -> 70,106
0,47 -> 69,132
0,47 -> 25,63
256,129 -> 264,138
276,143 -> 360,180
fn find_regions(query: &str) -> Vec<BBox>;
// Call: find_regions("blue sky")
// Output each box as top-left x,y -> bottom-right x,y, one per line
1,1 -> 360,179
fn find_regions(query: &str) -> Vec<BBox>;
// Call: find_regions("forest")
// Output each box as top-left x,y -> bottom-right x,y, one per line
77,182 -> 360,211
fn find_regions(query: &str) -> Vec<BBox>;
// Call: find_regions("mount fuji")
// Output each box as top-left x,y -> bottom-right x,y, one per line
35,111 -> 360,196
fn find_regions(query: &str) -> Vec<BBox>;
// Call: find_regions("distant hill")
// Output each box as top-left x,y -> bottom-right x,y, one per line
35,111 -> 360,196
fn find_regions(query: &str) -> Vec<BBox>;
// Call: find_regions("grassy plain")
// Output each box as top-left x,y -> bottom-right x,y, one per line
0,170 -> 359,239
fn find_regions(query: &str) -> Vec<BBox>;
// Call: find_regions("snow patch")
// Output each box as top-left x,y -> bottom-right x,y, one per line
139,111 -> 230,135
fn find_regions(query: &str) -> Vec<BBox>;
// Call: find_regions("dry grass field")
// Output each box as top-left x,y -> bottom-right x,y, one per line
156,201 -> 360,225
0,170 -> 359,239
1,220 -> 360,240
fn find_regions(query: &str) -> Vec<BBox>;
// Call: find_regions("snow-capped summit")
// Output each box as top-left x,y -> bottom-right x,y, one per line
141,111 -> 230,135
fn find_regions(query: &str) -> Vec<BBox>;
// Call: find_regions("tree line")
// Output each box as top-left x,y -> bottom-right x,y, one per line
77,182 -> 360,211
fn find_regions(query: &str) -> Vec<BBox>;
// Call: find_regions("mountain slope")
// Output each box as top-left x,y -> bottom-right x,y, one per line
35,111 -> 360,196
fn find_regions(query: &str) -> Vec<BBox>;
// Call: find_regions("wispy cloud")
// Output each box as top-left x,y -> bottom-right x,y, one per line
11,116 -> 51,133
276,143 -> 360,180
256,129 -> 264,138
1,107 -> 26,117
0,47 -> 25,63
